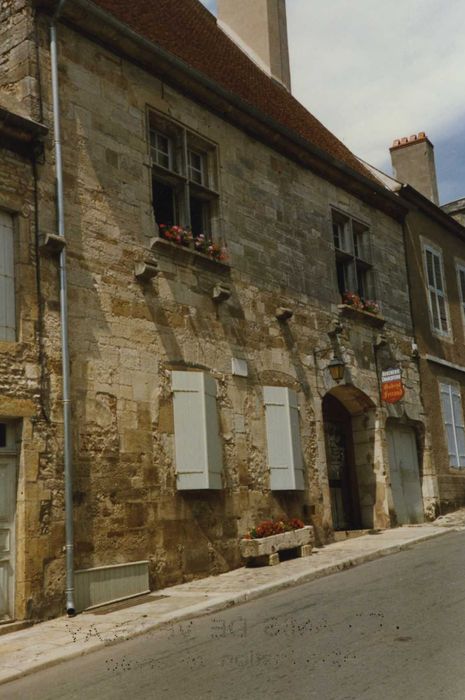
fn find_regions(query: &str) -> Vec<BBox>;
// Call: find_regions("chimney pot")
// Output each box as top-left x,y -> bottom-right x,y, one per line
389,131 -> 439,205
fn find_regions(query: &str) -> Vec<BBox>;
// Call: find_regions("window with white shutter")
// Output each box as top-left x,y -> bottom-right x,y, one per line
0,211 -> 15,341
439,382 -> 465,468
423,243 -> 449,334
172,371 -> 223,489
263,387 -> 305,490
456,263 -> 465,324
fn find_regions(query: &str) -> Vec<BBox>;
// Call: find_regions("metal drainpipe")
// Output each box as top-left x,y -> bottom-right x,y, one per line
50,0 -> 75,615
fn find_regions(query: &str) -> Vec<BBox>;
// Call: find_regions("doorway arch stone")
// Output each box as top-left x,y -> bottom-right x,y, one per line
322,385 -> 380,530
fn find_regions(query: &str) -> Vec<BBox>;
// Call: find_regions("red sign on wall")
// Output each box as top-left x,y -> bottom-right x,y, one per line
381,368 -> 405,404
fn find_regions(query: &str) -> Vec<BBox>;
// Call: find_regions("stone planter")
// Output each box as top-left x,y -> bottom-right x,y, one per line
240,525 -> 314,566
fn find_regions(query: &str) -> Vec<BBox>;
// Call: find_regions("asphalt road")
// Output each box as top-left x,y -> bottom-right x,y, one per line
2,530 -> 465,700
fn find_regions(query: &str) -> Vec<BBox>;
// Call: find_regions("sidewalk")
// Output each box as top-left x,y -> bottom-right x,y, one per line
1,517 -> 464,686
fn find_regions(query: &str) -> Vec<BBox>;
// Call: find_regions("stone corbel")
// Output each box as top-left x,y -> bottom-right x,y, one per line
212,283 -> 231,302
134,260 -> 159,282
39,232 -> 66,255
275,307 -> 293,322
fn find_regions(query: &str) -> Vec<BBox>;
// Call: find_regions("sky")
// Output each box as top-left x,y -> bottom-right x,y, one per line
200,0 -> 465,205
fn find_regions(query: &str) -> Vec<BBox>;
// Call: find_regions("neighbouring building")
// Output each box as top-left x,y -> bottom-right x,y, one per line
0,94 -> 48,622
366,133 -> 465,514
0,0 -> 430,622
442,198 -> 465,228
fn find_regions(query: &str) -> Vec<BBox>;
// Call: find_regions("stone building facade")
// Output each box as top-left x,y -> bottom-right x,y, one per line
0,0 -> 430,621
388,136 -> 465,513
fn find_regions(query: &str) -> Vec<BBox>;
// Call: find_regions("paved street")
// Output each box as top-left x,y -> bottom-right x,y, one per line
2,530 -> 465,700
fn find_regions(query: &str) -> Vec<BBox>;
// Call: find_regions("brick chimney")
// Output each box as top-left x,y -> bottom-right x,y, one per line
389,132 -> 440,205
217,0 -> 291,91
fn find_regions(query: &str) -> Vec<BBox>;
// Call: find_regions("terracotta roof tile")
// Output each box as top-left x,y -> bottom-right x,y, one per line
94,0 -> 372,180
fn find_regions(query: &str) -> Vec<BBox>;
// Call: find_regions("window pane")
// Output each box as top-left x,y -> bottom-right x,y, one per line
433,254 -> 444,291
429,290 -> 440,329
356,266 -> 367,298
151,131 -> 171,169
333,222 -> 341,250
336,260 -> 346,295
426,249 -> 435,287
189,196 -> 207,236
437,295 -> 448,332
153,179 -> 176,227
0,424 -> 6,447
459,268 -> 465,299
188,150 -> 204,185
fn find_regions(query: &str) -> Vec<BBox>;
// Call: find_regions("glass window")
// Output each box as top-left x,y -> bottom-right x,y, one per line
149,113 -> 219,242
332,211 -> 372,301
424,244 -> 449,334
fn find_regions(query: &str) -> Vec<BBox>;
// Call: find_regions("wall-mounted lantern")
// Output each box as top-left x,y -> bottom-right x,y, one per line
327,356 -> 345,383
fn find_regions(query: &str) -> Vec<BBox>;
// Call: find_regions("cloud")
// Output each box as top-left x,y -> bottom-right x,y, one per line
287,0 -> 465,201
200,0 -> 465,202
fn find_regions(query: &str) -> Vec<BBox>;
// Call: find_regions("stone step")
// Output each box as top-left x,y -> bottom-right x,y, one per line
0,620 -> 33,637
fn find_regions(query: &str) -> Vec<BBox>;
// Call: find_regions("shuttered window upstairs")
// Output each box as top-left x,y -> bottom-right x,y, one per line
423,243 -> 449,335
0,211 -> 15,342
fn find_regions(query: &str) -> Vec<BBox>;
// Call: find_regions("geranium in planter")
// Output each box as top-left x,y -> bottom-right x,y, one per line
240,518 -> 314,566
341,291 -> 381,315
362,299 -> 380,315
159,224 -> 192,246
194,234 -> 228,262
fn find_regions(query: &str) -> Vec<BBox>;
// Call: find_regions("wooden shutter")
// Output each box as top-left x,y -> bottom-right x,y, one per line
0,212 -> 15,341
440,382 -> 465,468
457,265 -> 465,318
172,371 -> 223,489
263,387 -> 305,490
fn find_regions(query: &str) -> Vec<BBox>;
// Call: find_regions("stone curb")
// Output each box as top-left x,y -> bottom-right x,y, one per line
0,526 -> 455,688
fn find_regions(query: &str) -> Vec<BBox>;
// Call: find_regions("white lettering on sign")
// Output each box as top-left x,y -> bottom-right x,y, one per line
381,369 -> 402,383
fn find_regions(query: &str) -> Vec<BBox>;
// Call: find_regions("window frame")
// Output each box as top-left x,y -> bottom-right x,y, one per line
439,380 -> 465,469
331,209 -> 374,300
148,109 -> 220,239
421,239 -> 450,337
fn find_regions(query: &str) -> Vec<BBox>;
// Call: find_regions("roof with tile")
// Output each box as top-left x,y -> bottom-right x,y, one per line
93,0 -> 374,182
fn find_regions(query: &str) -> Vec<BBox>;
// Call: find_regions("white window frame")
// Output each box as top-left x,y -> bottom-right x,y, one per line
439,380 -> 465,468
0,210 -> 16,342
422,239 -> 450,337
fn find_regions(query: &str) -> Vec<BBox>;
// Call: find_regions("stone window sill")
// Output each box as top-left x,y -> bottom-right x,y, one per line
337,304 -> 386,327
151,237 -> 230,273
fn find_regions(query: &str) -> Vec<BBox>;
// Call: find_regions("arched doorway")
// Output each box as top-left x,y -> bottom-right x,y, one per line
323,386 -> 376,531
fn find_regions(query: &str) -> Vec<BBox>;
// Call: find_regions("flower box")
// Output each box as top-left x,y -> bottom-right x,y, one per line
240,525 -> 314,566
338,304 -> 386,328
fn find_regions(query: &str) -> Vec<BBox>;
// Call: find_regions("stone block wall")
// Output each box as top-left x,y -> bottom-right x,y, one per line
0,10 -> 428,619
